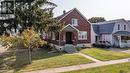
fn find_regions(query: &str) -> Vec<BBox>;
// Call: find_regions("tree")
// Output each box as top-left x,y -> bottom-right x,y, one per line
19,28 -> 47,63
88,17 -> 106,23
0,28 -> 47,64
15,0 -> 63,33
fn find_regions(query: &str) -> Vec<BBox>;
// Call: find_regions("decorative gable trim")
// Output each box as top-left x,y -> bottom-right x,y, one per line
74,8 -> 92,25
61,24 -> 79,32
58,8 -> 75,21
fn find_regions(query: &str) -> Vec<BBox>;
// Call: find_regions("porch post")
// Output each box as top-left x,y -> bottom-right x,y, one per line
119,35 -> 121,48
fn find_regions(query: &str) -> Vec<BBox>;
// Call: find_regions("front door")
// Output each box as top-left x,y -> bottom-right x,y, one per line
66,32 -> 73,44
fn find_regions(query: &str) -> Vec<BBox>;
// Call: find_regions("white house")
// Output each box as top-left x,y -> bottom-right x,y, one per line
91,19 -> 130,48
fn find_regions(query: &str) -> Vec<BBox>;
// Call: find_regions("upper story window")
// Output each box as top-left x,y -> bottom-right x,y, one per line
124,25 -> 126,30
72,18 -> 78,26
78,31 -> 87,40
118,24 -> 120,30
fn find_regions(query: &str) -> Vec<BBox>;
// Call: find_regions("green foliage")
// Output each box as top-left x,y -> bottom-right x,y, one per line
0,28 -> 46,50
20,28 -> 47,50
15,0 -> 63,33
0,35 -> 17,47
88,17 -> 106,23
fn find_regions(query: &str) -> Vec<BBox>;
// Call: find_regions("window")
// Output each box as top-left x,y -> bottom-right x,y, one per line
78,31 -> 87,40
95,36 -> 98,42
1,2 -> 14,14
124,25 -> 126,30
72,18 -> 78,26
118,24 -> 120,30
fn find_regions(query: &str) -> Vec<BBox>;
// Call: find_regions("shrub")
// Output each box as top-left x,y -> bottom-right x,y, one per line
41,43 -> 54,51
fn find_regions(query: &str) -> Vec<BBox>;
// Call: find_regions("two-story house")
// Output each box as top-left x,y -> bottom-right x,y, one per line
46,8 -> 91,50
91,19 -> 130,48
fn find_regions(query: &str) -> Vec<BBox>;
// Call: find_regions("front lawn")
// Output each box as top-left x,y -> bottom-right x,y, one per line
16,49 -> 93,73
63,62 -> 130,73
80,48 -> 130,61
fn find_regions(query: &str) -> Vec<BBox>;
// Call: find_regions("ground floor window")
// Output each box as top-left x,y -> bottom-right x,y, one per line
121,36 -> 130,43
78,31 -> 87,40
95,36 -> 98,42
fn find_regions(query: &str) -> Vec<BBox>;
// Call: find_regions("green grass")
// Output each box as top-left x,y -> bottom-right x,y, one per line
80,48 -> 130,61
16,49 -> 93,72
63,62 -> 130,73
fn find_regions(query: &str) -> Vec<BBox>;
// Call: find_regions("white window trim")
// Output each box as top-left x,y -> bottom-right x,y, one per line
72,18 -> 78,26
78,31 -> 87,40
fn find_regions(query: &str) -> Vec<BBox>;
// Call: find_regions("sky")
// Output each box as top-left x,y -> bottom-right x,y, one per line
50,0 -> 130,20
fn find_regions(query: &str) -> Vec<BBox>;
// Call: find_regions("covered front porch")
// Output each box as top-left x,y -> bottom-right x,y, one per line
60,24 -> 79,46
113,31 -> 130,48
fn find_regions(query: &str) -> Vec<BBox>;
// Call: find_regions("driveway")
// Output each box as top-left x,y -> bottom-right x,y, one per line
108,48 -> 126,52
122,50 -> 130,54
108,48 -> 130,54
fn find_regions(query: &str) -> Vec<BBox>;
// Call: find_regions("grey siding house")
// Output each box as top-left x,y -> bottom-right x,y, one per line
91,19 -> 130,48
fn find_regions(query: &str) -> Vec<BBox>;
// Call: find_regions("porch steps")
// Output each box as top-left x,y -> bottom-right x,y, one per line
63,45 -> 78,53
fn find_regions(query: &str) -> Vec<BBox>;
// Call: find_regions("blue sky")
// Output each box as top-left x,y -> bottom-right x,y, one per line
51,0 -> 130,20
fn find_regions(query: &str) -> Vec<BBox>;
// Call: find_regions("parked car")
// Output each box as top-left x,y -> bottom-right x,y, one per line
93,41 -> 111,48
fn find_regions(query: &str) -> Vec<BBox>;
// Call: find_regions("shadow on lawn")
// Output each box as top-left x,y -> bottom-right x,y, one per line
14,49 -> 65,73
0,51 -> 15,73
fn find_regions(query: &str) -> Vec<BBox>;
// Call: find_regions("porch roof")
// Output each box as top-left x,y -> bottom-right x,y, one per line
61,24 -> 79,32
113,31 -> 130,36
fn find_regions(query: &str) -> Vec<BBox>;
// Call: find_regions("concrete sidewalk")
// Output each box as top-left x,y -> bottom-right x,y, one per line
26,58 -> 130,73
122,50 -> 130,54
76,53 -> 102,63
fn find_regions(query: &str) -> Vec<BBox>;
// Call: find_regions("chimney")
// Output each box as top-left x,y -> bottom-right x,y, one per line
63,10 -> 66,14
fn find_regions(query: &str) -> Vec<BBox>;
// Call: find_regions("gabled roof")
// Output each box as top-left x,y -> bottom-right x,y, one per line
92,22 -> 115,34
92,19 -> 126,25
56,8 -> 90,24
92,25 -> 99,34
92,19 -> 125,34
56,8 -> 75,21
128,20 -> 130,24
99,22 -> 115,34
92,19 -> 130,35
56,9 -> 74,21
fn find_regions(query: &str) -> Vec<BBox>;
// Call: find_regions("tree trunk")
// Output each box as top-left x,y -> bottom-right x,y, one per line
28,46 -> 32,64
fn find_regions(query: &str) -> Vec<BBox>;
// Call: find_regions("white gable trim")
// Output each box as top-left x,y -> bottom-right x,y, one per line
74,8 -> 92,25
58,8 -> 75,21
61,24 -> 79,32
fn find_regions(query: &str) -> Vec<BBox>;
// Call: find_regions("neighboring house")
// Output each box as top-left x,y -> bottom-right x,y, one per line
91,19 -> 130,48
45,8 -> 91,50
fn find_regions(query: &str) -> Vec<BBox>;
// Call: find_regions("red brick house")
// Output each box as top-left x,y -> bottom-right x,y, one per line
45,8 -> 91,50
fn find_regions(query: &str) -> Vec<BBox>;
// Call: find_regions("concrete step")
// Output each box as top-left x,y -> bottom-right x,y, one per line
63,45 -> 78,53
